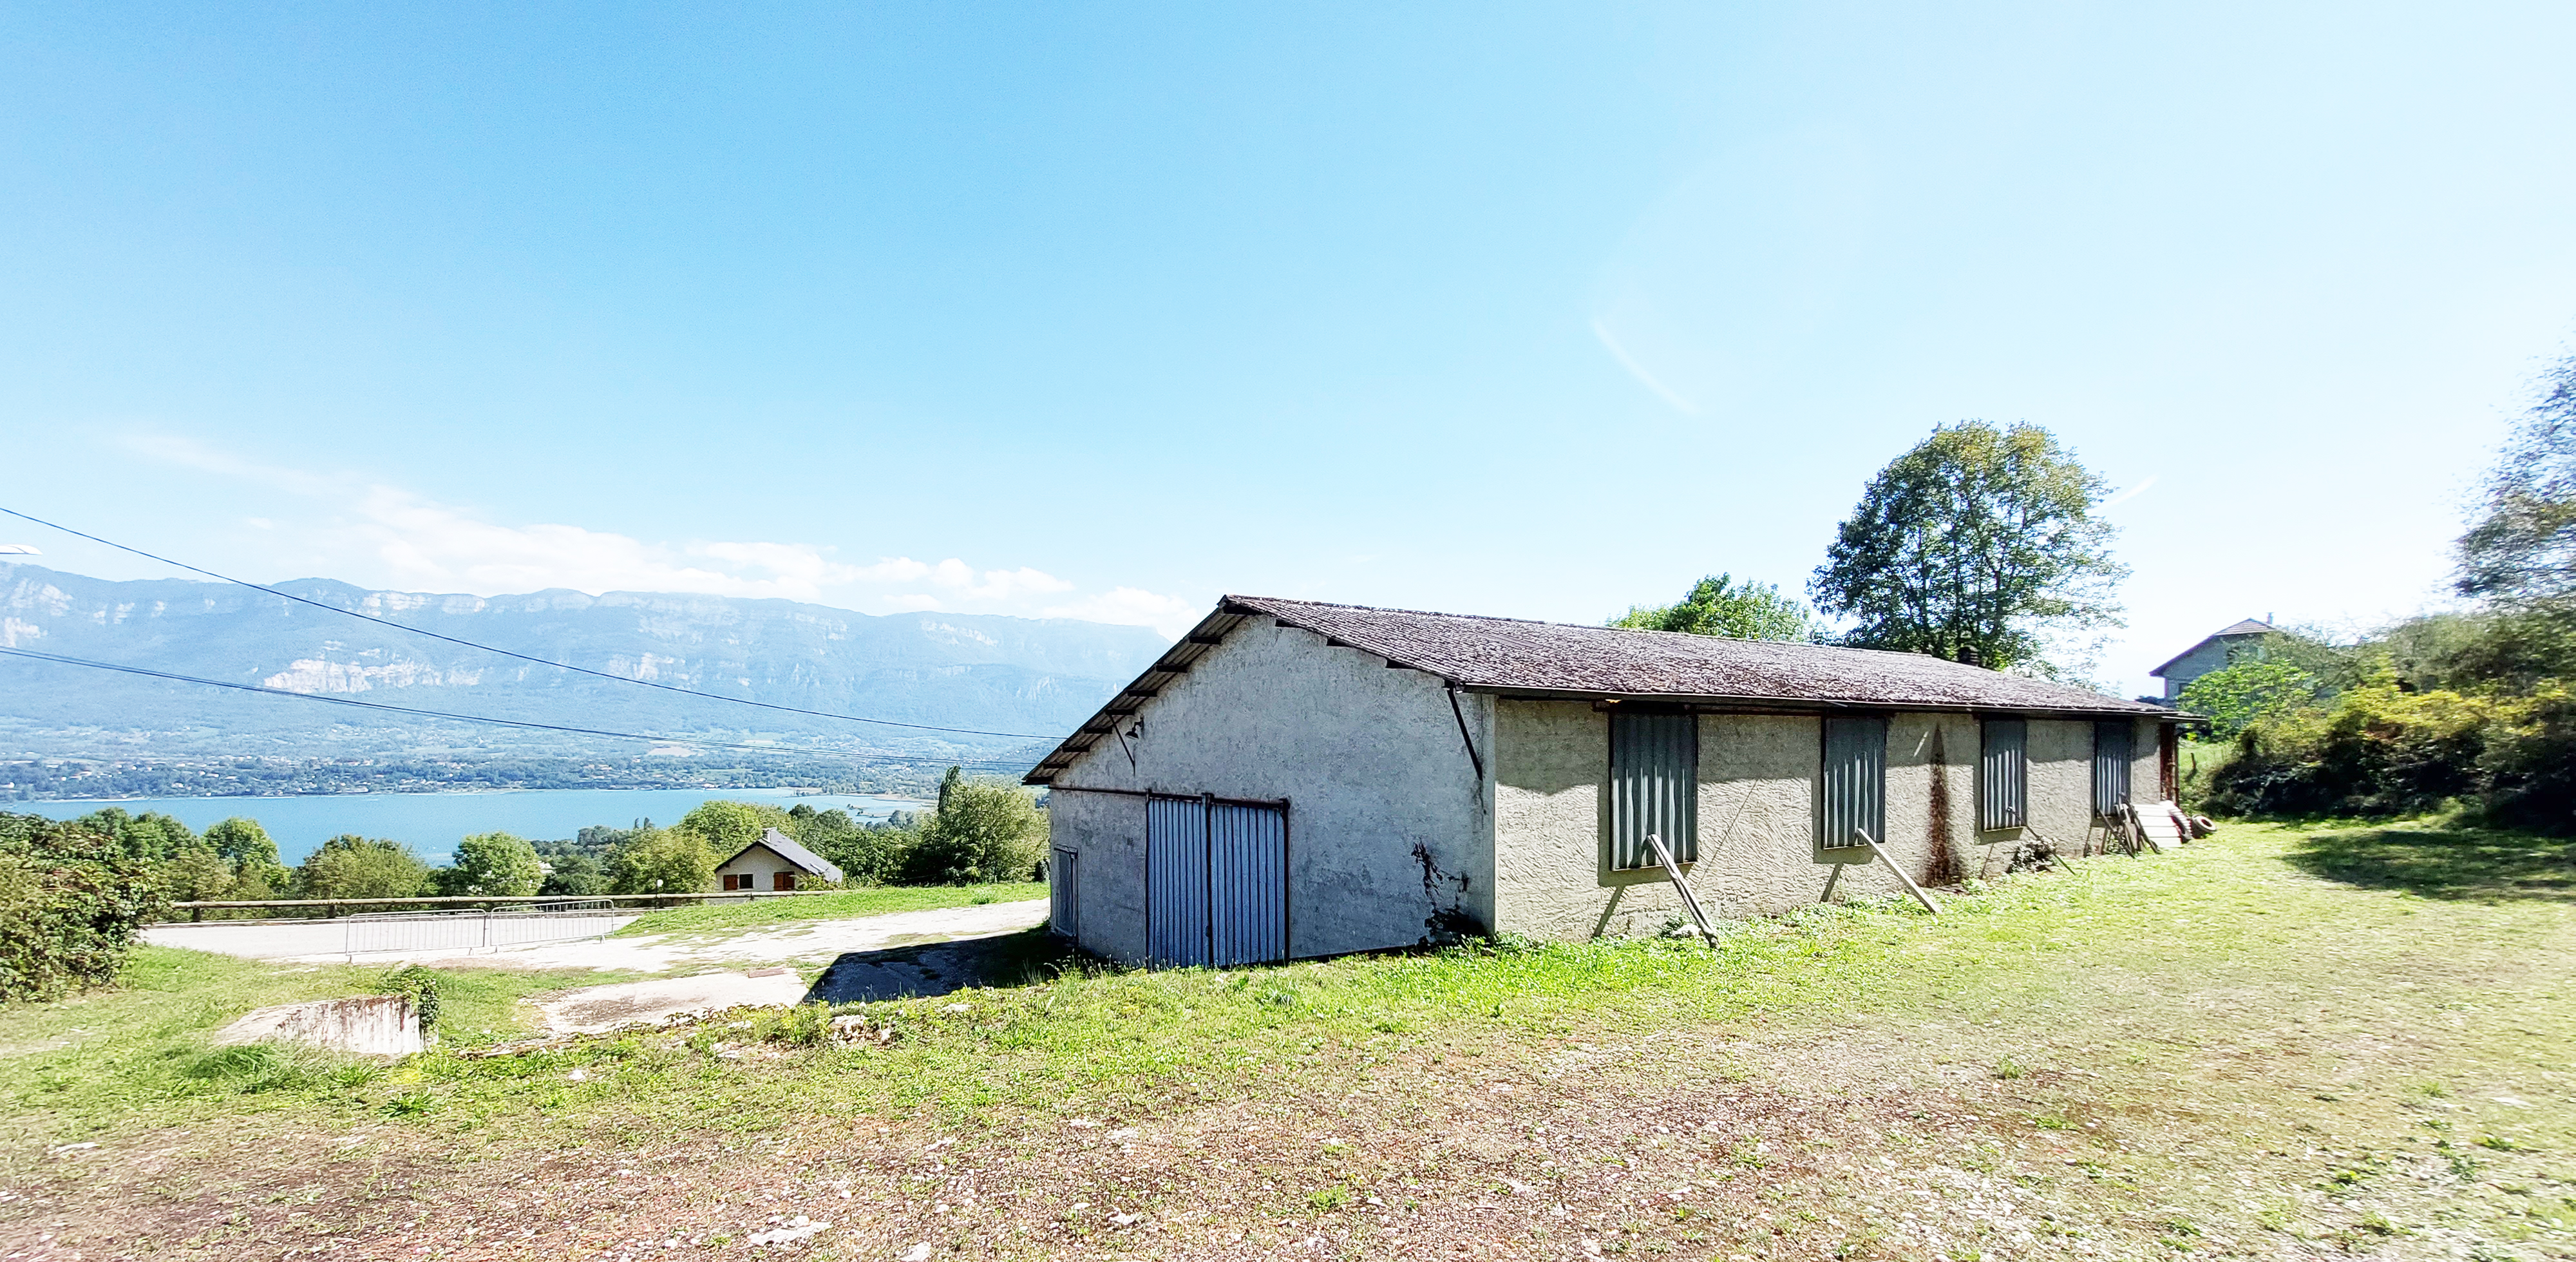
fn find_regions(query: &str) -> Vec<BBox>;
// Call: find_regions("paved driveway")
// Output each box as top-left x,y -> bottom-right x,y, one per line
144,899 -> 1051,974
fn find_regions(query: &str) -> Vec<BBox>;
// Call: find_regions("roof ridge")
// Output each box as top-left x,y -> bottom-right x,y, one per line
1226,594 -> 1563,629
1235,594 -> 1991,664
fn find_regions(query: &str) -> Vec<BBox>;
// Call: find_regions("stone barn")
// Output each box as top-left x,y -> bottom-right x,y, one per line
1028,597 -> 2179,968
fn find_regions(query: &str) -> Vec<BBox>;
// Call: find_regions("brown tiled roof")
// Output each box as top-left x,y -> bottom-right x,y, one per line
1027,595 -> 2170,784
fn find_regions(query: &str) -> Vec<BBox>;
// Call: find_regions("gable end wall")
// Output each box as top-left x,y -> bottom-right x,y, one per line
1045,615 -> 1493,963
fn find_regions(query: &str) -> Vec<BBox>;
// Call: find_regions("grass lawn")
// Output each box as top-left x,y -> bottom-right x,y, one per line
611,882 -> 1050,939
2,821 -> 2571,1259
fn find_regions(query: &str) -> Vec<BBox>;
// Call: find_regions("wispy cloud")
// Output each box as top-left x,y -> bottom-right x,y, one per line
1591,316 -> 1698,415
2101,475 -> 2159,511
121,435 -> 1191,637
1044,587 -> 1203,635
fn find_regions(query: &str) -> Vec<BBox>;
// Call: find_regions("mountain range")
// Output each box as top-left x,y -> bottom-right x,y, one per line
0,564 -> 1169,770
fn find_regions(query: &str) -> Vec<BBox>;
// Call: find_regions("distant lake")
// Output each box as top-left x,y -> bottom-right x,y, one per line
8,788 -> 931,865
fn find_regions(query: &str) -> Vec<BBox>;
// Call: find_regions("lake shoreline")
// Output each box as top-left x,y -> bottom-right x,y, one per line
8,787 -> 936,866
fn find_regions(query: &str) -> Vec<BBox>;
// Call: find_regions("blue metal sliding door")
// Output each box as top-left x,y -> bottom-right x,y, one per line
1208,803 -> 1287,967
1147,794 -> 1288,969
1146,796 -> 1209,968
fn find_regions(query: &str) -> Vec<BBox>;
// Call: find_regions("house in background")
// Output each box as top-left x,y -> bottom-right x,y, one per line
2148,618 -> 2278,702
1029,596 -> 2179,969
714,827 -> 842,892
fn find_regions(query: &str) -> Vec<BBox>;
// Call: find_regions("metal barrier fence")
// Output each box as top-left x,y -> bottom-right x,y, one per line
342,900 -> 623,959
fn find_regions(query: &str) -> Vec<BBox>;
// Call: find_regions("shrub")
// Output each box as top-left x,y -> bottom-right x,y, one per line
2202,678 -> 2493,817
378,964 -> 443,1033
0,812 -> 170,1004
2179,658 -> 2322,740
2480,681 -> 2576,831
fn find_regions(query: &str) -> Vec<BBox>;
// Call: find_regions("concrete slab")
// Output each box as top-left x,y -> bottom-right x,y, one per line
214,995 -> 423,1056
805,932 -> 1057,1005
538,970 -> 811,1034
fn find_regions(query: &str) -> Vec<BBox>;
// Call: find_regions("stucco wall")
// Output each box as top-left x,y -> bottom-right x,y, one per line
1493,704 -> 2111,940
2015,717 -> 2169,854
1882,712 -> 1980,893
1043,615 -> 1492,964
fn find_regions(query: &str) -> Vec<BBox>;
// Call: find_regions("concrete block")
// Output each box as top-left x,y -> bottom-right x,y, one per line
215,995 -> 423,1058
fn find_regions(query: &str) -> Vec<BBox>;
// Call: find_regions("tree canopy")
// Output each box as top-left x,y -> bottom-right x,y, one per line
2458,352 -> 2576,607
1609,574 -> 1817,641
434,831 -> 544,897
607,826 -> 714,895
295,836 -> 431,901
2178,656 -> 2322,739
674,799 -> 791,860
906,777 -> 1046,884
1810,420 -> 2125,676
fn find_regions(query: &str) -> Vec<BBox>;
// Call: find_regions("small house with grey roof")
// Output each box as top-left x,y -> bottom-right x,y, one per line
713,827 -> 843,892
1027,597 -> 2179,968
2148,618 -> 2278,702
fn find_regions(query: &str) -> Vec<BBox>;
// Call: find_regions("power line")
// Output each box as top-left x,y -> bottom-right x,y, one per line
0,505 -> 1059,740
0,647 -> 1039,772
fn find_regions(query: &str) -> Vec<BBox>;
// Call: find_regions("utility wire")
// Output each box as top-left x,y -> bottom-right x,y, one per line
0,647 -> 1038,772
0,505 -> 1059,740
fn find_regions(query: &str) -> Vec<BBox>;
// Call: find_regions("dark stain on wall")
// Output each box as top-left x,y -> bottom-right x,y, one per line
1925,725 -> 1962,887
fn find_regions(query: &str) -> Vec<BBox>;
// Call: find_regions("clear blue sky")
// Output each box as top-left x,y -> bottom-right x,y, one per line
6,3 -> 2572,697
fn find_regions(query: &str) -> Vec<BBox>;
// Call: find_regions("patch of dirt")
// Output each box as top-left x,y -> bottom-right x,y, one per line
13,1002 -> 2557,1261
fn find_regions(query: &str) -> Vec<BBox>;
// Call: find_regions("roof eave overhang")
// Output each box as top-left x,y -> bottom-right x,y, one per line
1024,599 -> 1253,786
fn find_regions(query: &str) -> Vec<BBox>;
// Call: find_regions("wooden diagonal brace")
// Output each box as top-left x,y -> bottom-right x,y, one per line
1853,829 -> 1940,915
1645,832 -> 1717,946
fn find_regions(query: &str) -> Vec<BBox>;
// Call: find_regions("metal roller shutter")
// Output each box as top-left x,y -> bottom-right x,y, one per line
2092,721 -> 2133,817
1978,719 -> 2027,831
1610,711 -> 1698,870
1821,716 -> 1888,850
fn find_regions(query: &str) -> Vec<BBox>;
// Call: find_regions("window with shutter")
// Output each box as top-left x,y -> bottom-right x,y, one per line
2092,720 -> 2134,817
1978,719 -> 2028,831
1819,716 -> 1888,850
1609,710 -> 1697,870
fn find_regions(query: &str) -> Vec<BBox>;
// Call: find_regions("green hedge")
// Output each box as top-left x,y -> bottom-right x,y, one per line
0,812 -> 171,1004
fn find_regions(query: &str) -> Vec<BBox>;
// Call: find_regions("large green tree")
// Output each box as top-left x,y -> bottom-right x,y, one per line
607,826 -> 716,895
2458,352 -> 2576,607
200,817 -> 289,899
1810,421 -> 2126,675
294,836 -> 431,901
1611,574 -> 1817,640
673,800 -> 792,860
72,808 -> 198,864
433,831 -> 544,897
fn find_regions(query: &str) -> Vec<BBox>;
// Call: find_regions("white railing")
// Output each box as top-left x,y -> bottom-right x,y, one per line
341,900 -> 622,959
